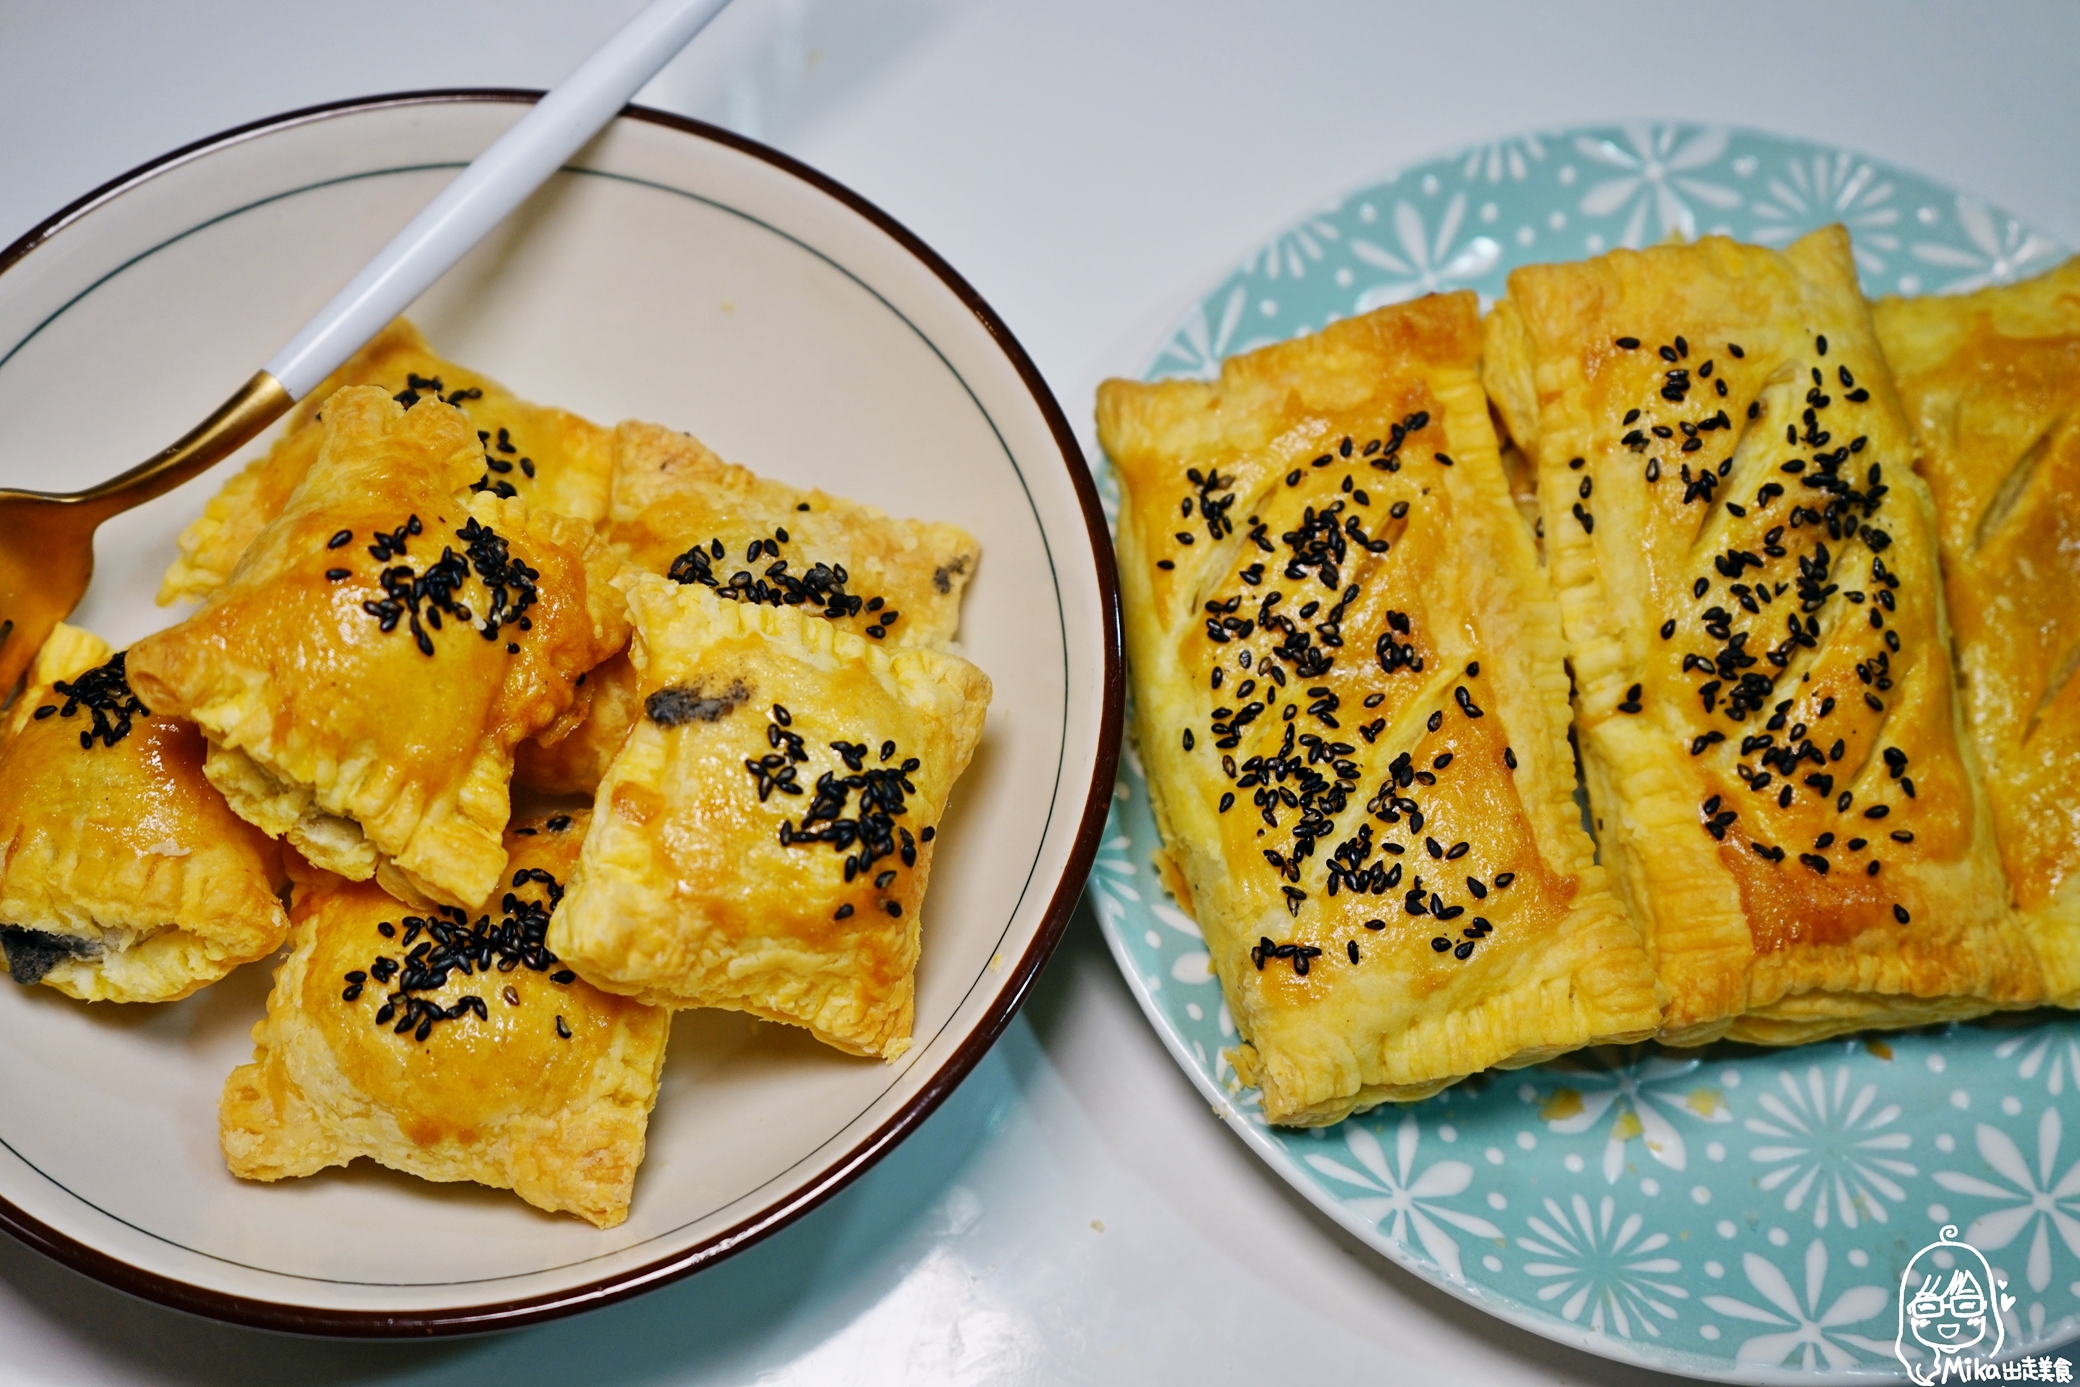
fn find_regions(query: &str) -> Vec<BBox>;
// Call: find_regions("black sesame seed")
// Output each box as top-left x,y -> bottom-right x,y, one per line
556,1015 -> 571,1039
1660,619 -> 1676,639
1616,337 -> 1641,350
326,568 -> 351,582
1431,937 -> 1451,952
1182,729 -> 1195,751
1502,748 -> 1516,770
886,901 -> 902,917
835,903 -> 854,919
328,530 -> 353,549
1347,941 -> 1360,964
1893,904 -> 1910,924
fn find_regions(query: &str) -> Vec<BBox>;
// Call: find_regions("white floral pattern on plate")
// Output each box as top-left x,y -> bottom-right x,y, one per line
1094,124 -> 2075,1382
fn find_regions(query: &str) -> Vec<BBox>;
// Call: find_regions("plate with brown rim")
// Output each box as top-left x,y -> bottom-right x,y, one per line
0,90 -> 1120,1335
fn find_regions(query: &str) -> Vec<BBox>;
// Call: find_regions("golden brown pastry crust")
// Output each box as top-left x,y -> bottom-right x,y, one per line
159,319 -> 612,605
220,812 -> 668,1227
0,625 -> 288,1002
1874,255 -> 2080,998
549,574 -> 991,1058
1483,227 -> 2038,1044
513,649 -> 644,797
127,386 -> 629,911
1096,293 -> 1661,1126
513,420 -> 982,797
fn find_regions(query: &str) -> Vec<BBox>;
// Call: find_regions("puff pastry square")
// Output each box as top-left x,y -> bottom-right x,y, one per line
159,318 -> 612,605
127,385 -> 629,912
220,810 -> 669,1227
0,625 -> 288,1002
1096,293 -> 1661,1127
1483,227 -> 2038,1044
549,573 -> 991,1058
514,421 -> 983,796
1875,255 -> 2080,998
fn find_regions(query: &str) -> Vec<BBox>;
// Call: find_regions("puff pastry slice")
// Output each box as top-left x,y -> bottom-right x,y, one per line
127,385 -> 629,911
1096,293 -> 1661,1126
549,573 -> 991,1058
1483,227 -> 2037,1044
515,421 -> 983,795
1875,255 -> 2080,999
159,318 -> 612,605
0,625 -> 288,1001
220,811 -> 669,1227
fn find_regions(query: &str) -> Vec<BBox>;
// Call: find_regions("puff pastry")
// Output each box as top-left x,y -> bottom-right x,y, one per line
220,811 -> 669,1227
1483,227 -> 2038,1044
549,573 -> 991,1058
127,385 -> 629,912
0,625 -> 288,1002
159,318 -> 612,605
1096,293 -> 1661,1127
515,421 -> 982,796
1874,255 -> 2080,999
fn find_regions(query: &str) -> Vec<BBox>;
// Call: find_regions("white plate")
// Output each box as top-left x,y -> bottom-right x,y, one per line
0,92 -> 1120,1334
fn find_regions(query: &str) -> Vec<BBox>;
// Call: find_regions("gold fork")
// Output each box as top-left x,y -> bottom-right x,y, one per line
0,0 -> 733,697
0,377 -> 289,695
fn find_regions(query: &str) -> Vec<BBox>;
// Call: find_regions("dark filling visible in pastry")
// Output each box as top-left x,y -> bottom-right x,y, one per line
0,927 -> 100,985
646,679 -> 749,727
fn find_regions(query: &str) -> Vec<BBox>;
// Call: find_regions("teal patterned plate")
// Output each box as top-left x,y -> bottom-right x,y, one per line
1088,124 -> 2070,1383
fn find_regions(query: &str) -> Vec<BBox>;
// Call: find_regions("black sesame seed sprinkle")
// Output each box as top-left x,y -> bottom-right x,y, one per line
346,864 -> 573,1043
43,652 -> 150,749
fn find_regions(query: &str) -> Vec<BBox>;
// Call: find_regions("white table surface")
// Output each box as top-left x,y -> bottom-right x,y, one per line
2,3 -> 2076,1382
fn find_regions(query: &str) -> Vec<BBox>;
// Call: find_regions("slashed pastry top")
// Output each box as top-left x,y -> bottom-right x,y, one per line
549,573 -> 991,1059
1483,227 -> 2037,1044
219,811 -> 669,1228
159,318 -> 612,605
126,385 -> 629,912
0,624 -> 288,1002
1874,255 -> 2080,995
1095,293 -> 1661,1126
513,419 -> 982,796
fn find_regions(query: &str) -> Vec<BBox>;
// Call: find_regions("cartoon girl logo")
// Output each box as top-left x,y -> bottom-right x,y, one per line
1896,1225 -> 2014,1383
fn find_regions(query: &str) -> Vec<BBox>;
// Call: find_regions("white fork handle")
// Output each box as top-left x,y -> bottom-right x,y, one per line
264,0 -> 732,400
